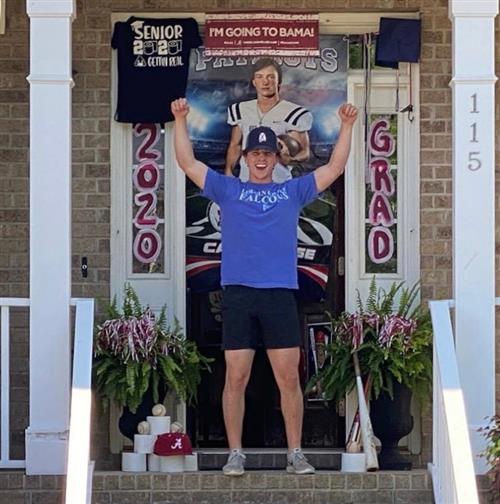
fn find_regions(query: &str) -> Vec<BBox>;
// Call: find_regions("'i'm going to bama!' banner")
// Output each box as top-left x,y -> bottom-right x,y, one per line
204,12 -> 320,57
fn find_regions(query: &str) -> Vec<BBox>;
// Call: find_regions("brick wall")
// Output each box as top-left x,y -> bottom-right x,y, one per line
0,0 -> 498,468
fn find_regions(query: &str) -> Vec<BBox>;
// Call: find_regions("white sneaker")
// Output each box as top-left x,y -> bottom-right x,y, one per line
286,448 -> 315,474
222,448 -> 246,476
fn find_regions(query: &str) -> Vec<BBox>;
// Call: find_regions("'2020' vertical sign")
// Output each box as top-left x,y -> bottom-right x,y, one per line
132,123 -> 165,271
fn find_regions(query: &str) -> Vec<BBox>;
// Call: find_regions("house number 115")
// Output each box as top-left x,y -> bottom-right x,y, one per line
468,92 -> 481,171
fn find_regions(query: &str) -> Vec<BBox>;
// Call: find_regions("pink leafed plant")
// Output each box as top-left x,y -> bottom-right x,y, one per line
306,278 -> 432,405
93,283 -> 211,412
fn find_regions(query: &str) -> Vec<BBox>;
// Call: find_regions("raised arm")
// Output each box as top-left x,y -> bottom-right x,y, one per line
224,125 -> 243,176
313,104 -> 358,192
171,98 -> 208,190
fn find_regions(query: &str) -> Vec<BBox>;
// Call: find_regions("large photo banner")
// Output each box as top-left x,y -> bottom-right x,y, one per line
185,35 -> 348,300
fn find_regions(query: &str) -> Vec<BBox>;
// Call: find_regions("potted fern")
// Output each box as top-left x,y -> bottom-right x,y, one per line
93,284 -> 211,439
307,278 -> 432,469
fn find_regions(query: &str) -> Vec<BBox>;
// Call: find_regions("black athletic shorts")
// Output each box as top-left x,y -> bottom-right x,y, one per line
221,285 -> 302,350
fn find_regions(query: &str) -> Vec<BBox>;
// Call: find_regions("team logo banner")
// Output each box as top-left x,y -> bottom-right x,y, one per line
185,35 -> 348,300
204,12 -> 319,56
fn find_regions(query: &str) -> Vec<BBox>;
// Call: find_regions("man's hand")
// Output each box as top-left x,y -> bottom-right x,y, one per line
171,97 -> 208,190
313,103 -> 358,192
338,103 -> 358,126
171,98 -> 190,120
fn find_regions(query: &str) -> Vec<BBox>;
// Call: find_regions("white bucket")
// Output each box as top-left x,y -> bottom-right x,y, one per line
134,434 -> 157,454
147,415 -> 171,435
341,452 -> 366,472
148,453 -> 161,472
159,455 -> 184,473
184,453 -> 198,471
122,452 -> 147,472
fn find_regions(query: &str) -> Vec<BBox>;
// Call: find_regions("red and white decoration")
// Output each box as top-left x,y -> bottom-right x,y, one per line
121,404 -> 197,473
367,118 -> 396,265
132,123 -> 164,266
204,12 -> 319,56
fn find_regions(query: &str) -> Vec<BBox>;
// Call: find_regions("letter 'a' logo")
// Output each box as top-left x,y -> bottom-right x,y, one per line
259,132 -> 267,143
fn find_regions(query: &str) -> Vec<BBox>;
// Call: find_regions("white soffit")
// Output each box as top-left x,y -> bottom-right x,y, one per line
26,0 -> 76,18
450,0 -> 499,17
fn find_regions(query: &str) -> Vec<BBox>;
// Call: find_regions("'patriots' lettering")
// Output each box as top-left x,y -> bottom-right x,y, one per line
194,47 -> 339,73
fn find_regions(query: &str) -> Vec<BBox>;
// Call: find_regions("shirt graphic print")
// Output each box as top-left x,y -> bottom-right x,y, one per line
112,17 -> 202,123
238,185 -> 290,211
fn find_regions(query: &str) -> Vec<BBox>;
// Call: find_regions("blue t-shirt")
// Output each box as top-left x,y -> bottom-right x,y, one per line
202,168 -> 319,289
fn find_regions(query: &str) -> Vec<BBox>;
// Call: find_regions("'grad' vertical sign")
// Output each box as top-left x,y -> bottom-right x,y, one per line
366,117 -> 397,270
132,123 -> 165,273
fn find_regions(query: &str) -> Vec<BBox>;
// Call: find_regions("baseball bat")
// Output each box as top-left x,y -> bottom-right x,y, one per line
352,351 -> 379,471
346,410 -> 361,453
346,373 -> 373,453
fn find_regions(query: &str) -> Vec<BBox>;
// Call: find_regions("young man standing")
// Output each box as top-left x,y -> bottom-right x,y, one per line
171,97 -> 358,476
224,58 -> 313,182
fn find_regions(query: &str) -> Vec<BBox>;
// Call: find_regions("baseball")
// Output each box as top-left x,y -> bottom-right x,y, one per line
152,404 -> 167,416
137,421 -> 150,435
170,421 -> 184,433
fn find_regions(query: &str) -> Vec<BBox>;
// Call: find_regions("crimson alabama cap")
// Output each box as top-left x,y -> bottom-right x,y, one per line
154,433 -> 193,456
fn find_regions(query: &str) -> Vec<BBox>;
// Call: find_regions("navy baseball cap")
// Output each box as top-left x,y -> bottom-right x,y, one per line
243,126 -> 279,153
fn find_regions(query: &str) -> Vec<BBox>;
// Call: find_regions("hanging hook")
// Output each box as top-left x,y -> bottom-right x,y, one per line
400,104 -> 414,122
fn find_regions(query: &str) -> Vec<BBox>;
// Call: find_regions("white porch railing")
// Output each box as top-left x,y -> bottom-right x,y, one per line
0,297 -> 95,494
0,297 -> 29,469
429,299 -> 479,504
65,298 -> 95,504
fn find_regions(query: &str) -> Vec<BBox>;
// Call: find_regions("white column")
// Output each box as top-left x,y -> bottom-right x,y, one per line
25,0 -> 76,475
449,0 -> 498,474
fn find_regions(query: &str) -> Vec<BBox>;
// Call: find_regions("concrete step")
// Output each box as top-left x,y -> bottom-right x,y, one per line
0,470 -> 435,503
0,470 -> 493,503
197,448 -> 343,471
90,470 -> 435,503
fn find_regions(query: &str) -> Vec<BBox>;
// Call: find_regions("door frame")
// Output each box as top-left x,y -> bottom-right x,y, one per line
345,67 -> 421,453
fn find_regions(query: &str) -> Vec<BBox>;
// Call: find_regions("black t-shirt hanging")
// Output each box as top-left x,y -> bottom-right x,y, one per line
112,17 -> 202,123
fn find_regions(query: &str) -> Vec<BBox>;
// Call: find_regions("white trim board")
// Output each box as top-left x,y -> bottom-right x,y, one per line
111,11 -> 420,33
345,68 -> 421,454
0,0 -> 6,34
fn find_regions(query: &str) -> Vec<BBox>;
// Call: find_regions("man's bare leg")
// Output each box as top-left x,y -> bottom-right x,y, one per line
266,347 -> 303,449
267,346 -> 315,474
222,349 -> 255,449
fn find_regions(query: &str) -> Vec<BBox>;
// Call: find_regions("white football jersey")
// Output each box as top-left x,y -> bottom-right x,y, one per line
227,99 -> 313,182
